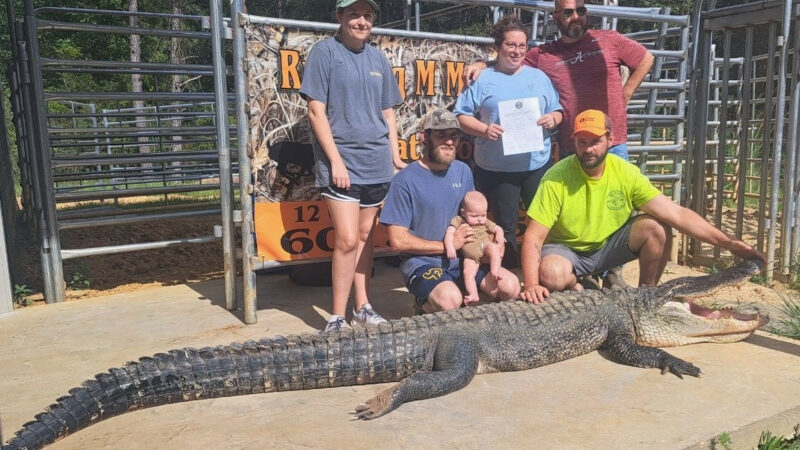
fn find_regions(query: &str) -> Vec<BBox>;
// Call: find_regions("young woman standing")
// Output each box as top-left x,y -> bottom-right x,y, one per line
300,0 -> 405,331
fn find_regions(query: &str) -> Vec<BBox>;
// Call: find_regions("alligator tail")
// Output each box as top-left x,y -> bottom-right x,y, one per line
2,324 -> 427,450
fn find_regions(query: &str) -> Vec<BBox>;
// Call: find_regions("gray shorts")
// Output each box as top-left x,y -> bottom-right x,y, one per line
541,217 -> 637,277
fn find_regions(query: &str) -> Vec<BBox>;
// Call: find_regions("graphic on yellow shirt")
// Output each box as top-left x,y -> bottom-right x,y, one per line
527,154 -> 661,252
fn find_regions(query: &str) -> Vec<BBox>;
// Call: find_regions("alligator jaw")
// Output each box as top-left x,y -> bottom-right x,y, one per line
635,299 -> 770,347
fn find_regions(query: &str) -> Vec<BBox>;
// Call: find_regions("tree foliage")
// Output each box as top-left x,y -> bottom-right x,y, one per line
0,0 -> 780,189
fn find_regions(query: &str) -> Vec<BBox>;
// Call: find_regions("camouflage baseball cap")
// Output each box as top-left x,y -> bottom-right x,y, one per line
336,0 -> 379,11
420,108 -> 461,131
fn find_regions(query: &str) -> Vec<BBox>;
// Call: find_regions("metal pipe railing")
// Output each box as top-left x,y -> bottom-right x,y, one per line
789,21 -> 800,274
61,235 -> 222,260
54,183 -> 221,202
25,0 -> 65,303
210,0 -> 237,311
232,0 -> 257,324
51,151 -> 229,167
36,19 -> 212,40
58,208 -> 221,230
34,6 -> 209,22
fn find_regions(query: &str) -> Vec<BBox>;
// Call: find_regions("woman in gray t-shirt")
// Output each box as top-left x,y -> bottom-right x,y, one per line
299,0 -> 404,332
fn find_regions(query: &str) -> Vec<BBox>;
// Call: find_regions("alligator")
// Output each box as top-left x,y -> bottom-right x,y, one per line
2,259 -> 768,449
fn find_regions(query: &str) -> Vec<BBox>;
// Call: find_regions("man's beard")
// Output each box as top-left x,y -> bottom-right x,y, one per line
428,145 -> 456,166
557,18 -> 587,39
579,149 -> 608,170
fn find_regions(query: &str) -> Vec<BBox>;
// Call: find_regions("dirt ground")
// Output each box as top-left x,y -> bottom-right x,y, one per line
11,216 -> 226,306
8,207 -> 795,312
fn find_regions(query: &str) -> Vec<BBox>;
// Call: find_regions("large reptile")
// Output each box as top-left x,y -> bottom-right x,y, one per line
2,259 -> 768,449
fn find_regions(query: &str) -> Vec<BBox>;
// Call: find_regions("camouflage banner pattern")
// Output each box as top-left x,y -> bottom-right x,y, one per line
244,23 -> 491,261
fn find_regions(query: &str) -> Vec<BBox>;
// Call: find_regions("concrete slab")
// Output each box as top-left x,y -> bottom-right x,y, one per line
1,261 -> 799,449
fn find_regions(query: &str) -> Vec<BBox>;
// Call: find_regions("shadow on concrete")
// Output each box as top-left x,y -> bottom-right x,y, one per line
184,259 -> 414,330
745,333 -> 800,357
183,278 -> 228,309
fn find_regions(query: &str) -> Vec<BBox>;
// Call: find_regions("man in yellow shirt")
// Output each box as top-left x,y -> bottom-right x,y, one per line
520,109 -> 766,303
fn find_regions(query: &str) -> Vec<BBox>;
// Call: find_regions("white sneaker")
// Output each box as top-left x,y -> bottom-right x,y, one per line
324,315 -> 351,332
351,303 -> 388,327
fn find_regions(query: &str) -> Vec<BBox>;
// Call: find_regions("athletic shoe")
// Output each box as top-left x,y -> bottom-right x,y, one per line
351,303 -> 388,326
578,274 -> 602,290
602,267 -> 631,290
411,297 -> 425,316
323,315 -> 351,332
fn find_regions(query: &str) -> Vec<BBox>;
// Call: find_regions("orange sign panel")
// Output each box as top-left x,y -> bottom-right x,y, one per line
255,201 -> 390,261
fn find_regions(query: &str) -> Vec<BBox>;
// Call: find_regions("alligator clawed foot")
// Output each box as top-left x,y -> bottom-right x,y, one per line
659,356 -> 701,378
354,385 -> 399,420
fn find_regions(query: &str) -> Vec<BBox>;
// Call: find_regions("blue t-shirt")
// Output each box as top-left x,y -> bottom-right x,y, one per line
299,37 -> 403,186
454,66 -> 562,172
380,160 -> 475,278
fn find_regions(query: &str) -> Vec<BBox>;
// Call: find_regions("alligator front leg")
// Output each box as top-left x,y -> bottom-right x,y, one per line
355,336 -> 479,419
602,334 -> 701,378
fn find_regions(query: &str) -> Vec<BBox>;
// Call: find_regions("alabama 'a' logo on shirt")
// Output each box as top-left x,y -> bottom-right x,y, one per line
555,49 -> 603,67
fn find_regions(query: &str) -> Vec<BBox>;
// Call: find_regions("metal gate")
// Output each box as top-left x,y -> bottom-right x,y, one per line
686,0 -> 800,281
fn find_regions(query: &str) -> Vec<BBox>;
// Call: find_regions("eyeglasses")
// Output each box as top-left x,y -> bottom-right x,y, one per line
556,6 -> 587,18
501,42 -> 527,51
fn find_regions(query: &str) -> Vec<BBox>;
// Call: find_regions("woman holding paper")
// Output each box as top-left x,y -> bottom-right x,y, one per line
454,16 -> 563,268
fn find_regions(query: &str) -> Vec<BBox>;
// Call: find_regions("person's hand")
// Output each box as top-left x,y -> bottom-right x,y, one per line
453,224 -> 475,250
330,160 -> 350,190
461,61 -> 487,89
493,234 -> 506,245
520,284 -> 549,304
484,123 -> 504,141
446,247 -> 457,259
537,113 -> 559,130
729,241 -> 767,268
393,158 -> 408,171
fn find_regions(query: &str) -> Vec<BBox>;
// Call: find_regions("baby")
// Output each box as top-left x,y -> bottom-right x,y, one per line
444,191 -> 505,306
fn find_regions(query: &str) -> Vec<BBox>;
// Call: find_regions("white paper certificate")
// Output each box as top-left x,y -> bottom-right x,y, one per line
497,97 -> 545,155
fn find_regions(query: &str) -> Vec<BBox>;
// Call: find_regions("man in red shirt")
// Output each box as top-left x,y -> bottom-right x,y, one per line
464,0 -> 654,160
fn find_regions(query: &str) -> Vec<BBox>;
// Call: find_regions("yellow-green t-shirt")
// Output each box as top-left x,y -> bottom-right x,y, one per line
527,154 -> 661,252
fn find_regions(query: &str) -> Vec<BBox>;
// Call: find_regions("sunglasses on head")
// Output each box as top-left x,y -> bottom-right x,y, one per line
556,6 -> 587,18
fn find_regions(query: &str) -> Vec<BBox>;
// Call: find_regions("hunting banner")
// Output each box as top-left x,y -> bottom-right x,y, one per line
244,22 -> 491,262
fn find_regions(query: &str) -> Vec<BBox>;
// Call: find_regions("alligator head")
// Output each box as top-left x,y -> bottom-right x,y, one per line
630,259 -> 769,347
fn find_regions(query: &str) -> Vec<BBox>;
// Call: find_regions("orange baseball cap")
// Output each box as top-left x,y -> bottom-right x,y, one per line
572,109 -> 609,138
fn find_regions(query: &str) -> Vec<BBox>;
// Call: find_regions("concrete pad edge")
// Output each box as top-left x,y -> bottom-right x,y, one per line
685,405 -> 800,450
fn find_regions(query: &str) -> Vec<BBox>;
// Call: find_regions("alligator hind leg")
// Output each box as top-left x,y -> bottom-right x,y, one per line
355,336 -> 479,419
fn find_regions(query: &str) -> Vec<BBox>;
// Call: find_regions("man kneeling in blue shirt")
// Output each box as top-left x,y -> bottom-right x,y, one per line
380,108 -> 521,314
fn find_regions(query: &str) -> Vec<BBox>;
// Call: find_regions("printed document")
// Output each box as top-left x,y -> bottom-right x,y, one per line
498,97 -> 544,155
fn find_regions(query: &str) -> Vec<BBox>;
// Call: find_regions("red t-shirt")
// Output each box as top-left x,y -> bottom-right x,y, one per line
524,29 -> 649,156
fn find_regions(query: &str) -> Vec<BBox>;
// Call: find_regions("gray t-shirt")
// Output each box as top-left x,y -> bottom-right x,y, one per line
380,160 -> 475,278
299,36 -> 403,186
